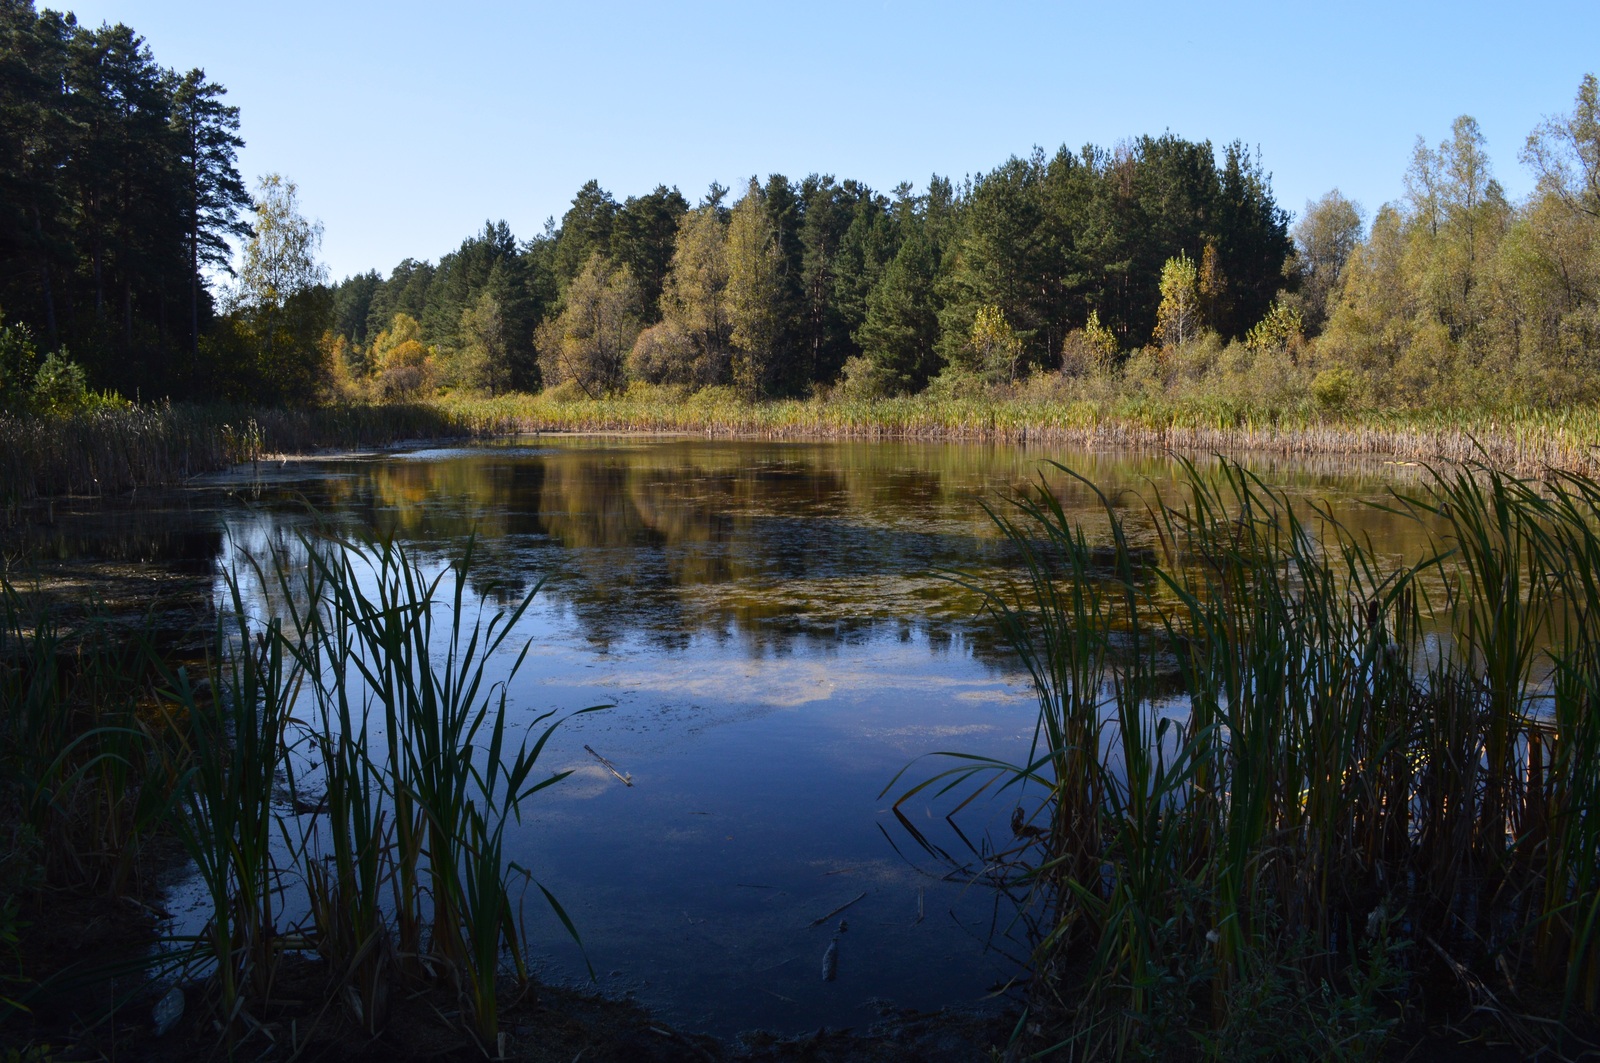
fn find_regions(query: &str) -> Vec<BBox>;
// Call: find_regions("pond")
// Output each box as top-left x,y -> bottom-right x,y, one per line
8,436 -> 1435,1038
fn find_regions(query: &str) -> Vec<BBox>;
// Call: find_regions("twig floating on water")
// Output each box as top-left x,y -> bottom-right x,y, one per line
807,891 -> 868,928
584,744 -> 633,786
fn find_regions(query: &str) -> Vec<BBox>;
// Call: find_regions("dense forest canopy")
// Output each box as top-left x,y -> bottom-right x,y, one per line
327,141 -> 1294,402
3,1 -> 1597,415
0,0 -> 252,400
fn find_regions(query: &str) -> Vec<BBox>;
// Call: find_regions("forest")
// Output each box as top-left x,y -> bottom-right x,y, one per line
2,0 -> 1598,424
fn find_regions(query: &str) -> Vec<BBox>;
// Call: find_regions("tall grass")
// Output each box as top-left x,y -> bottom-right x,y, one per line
443,388 -> 1600,475
162,574 -> 303,1025
5,390 -> 1595,510
892,458 -> 1600,1058
156,529 -> 597,1046
0,401 -> 480,505
0,583 -> 175,897
0,579 -> 187,1033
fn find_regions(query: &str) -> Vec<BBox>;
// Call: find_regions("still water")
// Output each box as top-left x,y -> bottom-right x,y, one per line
10,436 -> 1433,1037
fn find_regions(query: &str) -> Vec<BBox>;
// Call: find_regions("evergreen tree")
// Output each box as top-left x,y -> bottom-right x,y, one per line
552,179 -> 617,284
332,269 -> 381,350
170,67 -> 250,358
611,184 -> 688,321
856,227 -> 941,392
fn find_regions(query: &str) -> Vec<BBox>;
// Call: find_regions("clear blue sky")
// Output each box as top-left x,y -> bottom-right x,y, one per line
58,0 -> 1600,281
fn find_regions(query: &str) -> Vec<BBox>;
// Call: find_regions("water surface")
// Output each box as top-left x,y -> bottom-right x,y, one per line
8,436 -> 1435,1036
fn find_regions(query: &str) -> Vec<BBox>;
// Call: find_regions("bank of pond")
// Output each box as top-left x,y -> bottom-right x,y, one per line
3,441 -> 1600,1060
5,392 -> 1600,506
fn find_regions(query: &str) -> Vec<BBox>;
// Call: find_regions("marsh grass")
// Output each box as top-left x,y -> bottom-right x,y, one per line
0,401 -> 479,505
890,457 -> 1600,1059
0,578 -> 190,1036
154,527 -> 599,1047
444,388 -> 1600,475
0,583 -> 175,898
5,390 -> 1595,511
1,519 -> 597,1049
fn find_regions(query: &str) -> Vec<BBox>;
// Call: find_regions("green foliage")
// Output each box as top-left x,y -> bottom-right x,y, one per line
726,179 -> 783,397
629,204 -> 731,388
153,533 -> 599,1043
1244,301 -> 1304,355
0,318 -> 39,412
535,255 -> 641,397
1291,190 -> 1365,332
1313,85 -> 1600,411
1311,365 -> 1359,412
966,304 -> 1024,384
1155,251 -> 1201,347
0,9 -> 251,399
857,229 -> 941,393
1060,310 -> 1119,378
28,352 -> 89,416
325,132 -> 1292,409
891,458 -> 1600,1057
0,315 -> 115,416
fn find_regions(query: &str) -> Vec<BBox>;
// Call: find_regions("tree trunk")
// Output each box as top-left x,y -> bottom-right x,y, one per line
32,206 -> 58,348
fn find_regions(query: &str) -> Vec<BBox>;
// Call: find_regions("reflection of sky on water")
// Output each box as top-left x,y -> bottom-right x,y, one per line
14,437 -> 1437,1037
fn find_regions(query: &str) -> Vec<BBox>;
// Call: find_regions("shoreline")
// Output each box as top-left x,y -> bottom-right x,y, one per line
5,397 -> 1597,507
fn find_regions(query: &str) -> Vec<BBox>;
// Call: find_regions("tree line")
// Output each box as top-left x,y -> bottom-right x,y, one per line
0,1 -> 255,403
1308,88 -> 1600,409
4,1 -> 1596,417
330,139 -> 1294,403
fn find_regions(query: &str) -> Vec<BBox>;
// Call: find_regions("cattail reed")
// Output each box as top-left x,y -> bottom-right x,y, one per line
890,457 -> 1600,1057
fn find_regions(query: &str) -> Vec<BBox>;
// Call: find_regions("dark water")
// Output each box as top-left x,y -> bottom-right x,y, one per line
5,436 -> 1435,1037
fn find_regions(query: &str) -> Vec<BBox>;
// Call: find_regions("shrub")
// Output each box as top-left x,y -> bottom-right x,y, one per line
1312,365 -> 1359,413
29,352 -> 91,417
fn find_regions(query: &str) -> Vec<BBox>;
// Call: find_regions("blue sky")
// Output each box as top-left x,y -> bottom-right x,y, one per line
59,0 -> 1600,281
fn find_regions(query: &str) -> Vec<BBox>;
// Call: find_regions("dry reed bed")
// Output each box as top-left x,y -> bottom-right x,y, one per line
4,396 -> 1596,507
0,403 -> 481,504
450,393 -> 1600,474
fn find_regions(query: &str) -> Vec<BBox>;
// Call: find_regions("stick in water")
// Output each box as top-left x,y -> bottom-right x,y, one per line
584,745 -> 633,787
807,891 -> 867,928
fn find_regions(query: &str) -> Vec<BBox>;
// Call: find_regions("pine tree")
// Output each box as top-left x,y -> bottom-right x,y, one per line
856,228 -> 940,392
170,68 -> 250,357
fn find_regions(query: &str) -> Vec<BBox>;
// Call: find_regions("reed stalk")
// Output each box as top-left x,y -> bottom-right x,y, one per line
894,457 -> 1600,1058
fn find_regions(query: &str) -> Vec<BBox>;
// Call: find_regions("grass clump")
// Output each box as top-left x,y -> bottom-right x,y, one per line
891,457 -> 1600,1059
0,528 -> 596,1052
156,530 -> 599,1049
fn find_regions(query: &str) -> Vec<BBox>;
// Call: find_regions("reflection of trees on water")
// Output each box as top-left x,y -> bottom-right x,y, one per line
219,440 -> 1446,661
9,494 -> 225,575
222,443 -> 1022,656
